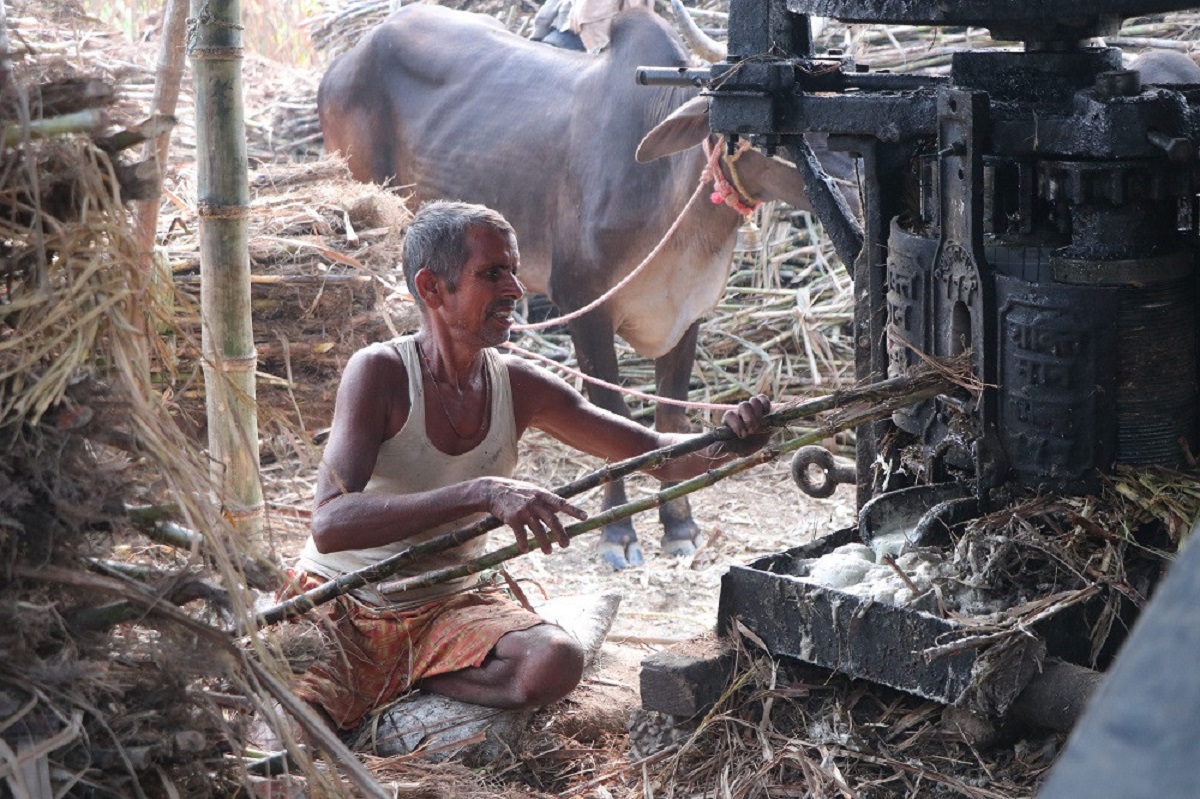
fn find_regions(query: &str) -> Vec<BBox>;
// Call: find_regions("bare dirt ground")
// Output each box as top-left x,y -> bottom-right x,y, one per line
507,429 -> 857,734
505,430 -> 856,644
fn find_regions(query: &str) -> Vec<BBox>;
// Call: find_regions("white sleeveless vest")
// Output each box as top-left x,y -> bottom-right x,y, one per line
298,335 -> 519,606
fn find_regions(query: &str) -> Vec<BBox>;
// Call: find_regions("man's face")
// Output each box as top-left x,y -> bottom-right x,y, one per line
444,226 -> 524,348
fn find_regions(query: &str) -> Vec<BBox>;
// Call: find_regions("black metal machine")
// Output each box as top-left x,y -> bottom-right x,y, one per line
639,3 -> 1200,793
691,0 -> 1200,505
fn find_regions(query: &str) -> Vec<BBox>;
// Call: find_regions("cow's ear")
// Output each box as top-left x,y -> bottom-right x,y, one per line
636,96 -> 710,162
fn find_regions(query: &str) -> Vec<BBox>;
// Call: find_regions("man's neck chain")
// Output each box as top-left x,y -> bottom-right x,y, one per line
415,340 -> 488,440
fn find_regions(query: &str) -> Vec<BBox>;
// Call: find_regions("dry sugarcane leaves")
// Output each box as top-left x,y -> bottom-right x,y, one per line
622,638 -> 1056,799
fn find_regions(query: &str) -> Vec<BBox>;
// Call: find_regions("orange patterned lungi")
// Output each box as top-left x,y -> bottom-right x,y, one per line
287,572 -> 545,730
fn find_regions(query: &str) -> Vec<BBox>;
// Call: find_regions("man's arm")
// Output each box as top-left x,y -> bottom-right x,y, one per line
508,356 -> 772,481
312,346 -> 584,555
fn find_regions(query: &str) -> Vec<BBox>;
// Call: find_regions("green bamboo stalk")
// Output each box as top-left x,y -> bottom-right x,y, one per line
126,504 -> 281,589
255,368 -> 954,626
190,0 -> 264,542
1,109 -> 103,146
143,519 -> 201,552
126,502 -> 183,529
133,0 -> 188,254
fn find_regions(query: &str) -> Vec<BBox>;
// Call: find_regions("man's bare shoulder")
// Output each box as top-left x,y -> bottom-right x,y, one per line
502,350 -> 588,426
334,340 -> 413,439
347,340 -> 407,372
340,340 -> 410,395
354,339 -> 404,363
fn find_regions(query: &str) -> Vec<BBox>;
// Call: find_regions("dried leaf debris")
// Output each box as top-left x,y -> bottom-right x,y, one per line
0,4 -> 347,797
5,1 -> 1200,797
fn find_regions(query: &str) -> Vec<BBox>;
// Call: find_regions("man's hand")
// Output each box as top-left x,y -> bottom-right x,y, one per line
719,394 -> 773,456
478,477 -> 588,554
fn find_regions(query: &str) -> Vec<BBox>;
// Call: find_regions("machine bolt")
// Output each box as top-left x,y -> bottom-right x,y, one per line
936,142 -> 965,159
1096,69 -> 1141,99
1147,130 -> 1194,164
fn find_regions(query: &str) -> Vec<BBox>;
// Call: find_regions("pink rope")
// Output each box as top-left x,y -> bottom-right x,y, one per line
506,136 -> 761,413
503,341 -> 739,411
511,140 -> 720,333
704,137 -> 761,215
514,136 -> 759,333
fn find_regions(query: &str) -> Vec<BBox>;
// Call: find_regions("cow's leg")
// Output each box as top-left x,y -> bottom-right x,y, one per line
569,313 -> 644,570
654,321 -> 702,556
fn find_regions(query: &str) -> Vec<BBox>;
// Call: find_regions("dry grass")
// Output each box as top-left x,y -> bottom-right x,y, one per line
624,641 -> 1053,799
0,4 -> 366,796
7,1 -> 1200,797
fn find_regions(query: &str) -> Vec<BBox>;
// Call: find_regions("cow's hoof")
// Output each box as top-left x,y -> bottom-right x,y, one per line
661,535 -> 698,557
599,540 -> 645,570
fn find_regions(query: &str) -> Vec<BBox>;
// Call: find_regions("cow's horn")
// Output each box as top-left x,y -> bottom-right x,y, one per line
668,0 -> 726,63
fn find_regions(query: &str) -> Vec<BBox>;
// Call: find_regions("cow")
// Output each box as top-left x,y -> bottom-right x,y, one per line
318,4 -> 854,569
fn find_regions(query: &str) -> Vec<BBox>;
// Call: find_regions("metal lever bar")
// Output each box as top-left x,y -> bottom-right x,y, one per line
635,66 -> 712,87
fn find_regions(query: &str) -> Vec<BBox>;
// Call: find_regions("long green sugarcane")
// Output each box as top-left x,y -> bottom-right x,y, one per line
255,367 -> 956,627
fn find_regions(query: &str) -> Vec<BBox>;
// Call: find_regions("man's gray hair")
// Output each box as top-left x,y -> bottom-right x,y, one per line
402,200 -> 516,307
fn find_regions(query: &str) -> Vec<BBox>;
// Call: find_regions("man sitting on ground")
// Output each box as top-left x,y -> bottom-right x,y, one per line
291,200 -> 773,733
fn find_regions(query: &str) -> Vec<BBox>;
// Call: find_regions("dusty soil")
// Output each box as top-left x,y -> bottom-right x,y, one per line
506,428 -> 857,735
505,430 -> 856,643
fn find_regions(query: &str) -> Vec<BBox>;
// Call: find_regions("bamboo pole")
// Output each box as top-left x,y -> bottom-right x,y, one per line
126,0 -> 187,385
134,0 -> 189,254
256,368 -> 955,626
0,109 -> 104,145
190,0 -> 265,542
0,1 -> 9,97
